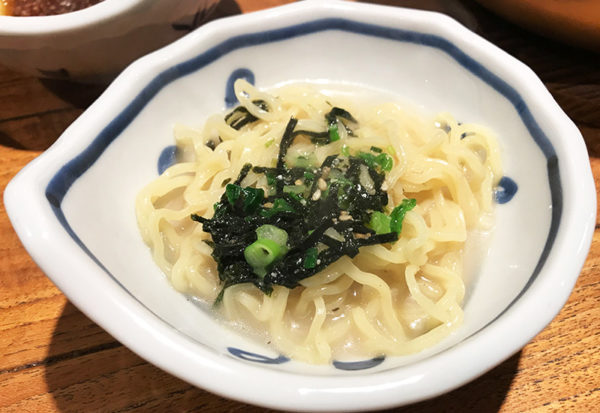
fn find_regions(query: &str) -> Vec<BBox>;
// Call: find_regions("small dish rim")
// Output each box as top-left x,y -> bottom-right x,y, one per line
0,0 -> 142,35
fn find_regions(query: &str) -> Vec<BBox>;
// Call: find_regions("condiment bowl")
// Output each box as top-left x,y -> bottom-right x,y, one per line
4,0 -> 595,410
0,0 -> 220,83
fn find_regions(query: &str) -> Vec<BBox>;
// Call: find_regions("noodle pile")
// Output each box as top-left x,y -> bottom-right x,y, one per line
136,80 -> 501,363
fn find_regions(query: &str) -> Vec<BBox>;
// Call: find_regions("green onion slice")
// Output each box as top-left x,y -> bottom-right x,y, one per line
369,211 -> 391,234
329,123 -> 340,142
256,224 -> 288,249
283,184 -> 306,195
261,198 -> 295,217
390,198 -> 417,234
303,247 -> 319,269
244,238 -> 282,278
225,184 -> 242,205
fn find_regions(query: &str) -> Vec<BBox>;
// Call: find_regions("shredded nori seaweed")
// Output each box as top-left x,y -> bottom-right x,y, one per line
224,99 -> 270,130
192,107 -> 410,302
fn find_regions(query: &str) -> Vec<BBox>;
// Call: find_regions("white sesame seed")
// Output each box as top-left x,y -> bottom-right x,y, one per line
318,178 -> 327,191
339,211 -> 352,221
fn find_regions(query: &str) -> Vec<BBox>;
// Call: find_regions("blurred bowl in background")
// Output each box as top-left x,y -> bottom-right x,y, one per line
474,0 -> 600,52
0,0 -> 220,83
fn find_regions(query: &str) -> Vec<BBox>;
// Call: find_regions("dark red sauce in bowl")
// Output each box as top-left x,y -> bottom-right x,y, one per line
1,0 -> 104,16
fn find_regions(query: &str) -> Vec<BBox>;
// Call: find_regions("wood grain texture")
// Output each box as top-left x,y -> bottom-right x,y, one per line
1,0 -> 599,412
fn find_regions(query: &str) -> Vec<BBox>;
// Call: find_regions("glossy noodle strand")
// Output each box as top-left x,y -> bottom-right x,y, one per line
135,80 -> 501,363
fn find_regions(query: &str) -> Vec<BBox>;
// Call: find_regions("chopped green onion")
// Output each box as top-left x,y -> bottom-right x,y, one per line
266,172 -> 277,186
241,187 -> 264,213
265,138 -> 275,148
369,211 -> 391,234
341,144 -> 350,157
386,145 -> 396,156
376,153 -> 393,172
337,187 -> 350,209
358,152 -> 377,169
328,168 -> 343,179
225,184 -> 241,205
256,225 -> 288,248
261,198 -> 295,217
288,192 -> 304,203
303,247 -> 319,269
224,183 -> 264,212
329,169 -> 353,186
304,171 -> 315,181
283,184 -> 306,195
273,198 -> 294,211
370,146 -> 383,153
294,154 -> 317,168
329,123 -> 340,142
244,239 -> 282,278
358,151 -> 393,172
390,198 -> 417,234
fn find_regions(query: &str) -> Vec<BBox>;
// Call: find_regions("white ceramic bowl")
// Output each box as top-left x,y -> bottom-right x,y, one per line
0,0 -> 219,83
4,0 -> 595,410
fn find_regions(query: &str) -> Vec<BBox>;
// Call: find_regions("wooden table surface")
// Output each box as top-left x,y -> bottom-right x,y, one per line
1,1 -> 599,412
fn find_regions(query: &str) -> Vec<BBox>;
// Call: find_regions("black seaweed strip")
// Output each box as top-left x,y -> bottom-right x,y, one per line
359,232 -> 398,245
231,116 -> 258,130
233,163 -> 253,185
225,107 -> 258,130
286,212 -> 338,254
368,164 -> 385,189
205,139 -> 218,150
293,130 -> 329,139
333,220 -> 374,234
282,192 -> 305,212
293,129 -> 330,145
308,154 -> 337,197
252,166 -> 277,175
275,118 -> 299,195
191,214 -> 208,223
320,236 -> 342,248
345,157 -> 362,181
326,107 -> 358,124
252,99 -> 269,111
224,106 -> 245,123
